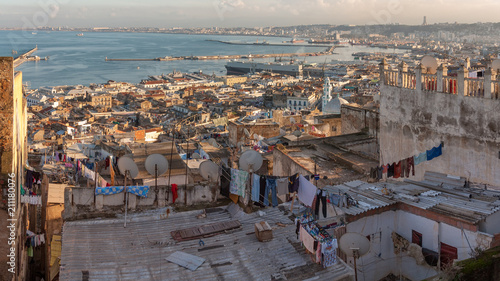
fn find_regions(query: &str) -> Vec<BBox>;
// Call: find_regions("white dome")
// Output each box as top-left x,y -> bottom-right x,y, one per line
323,94 -> 348,114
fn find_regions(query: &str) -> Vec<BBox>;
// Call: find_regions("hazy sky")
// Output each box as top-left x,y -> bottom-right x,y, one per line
1,0 -> 499,28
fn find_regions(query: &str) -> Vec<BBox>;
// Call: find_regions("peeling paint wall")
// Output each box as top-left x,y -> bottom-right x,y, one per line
379,85 -> 500,186
64,182 -> 218,220
341,104 -> 379,137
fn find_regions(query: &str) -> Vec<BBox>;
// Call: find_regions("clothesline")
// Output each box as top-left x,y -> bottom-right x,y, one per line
372,143 -> 443,180
94,185 -> 150,197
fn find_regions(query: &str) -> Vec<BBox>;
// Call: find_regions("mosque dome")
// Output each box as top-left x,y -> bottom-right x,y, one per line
323,93 -> 348,114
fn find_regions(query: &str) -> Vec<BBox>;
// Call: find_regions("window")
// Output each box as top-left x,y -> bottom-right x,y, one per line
440,242 -> 457,269
412,230 -> 422,246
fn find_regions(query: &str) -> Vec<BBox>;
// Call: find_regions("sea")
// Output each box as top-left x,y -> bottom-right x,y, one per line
0,30 -> 407,89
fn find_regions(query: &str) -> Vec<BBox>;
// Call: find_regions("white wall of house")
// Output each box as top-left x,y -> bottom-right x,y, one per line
479,210 -> 500,235
345,209 -> 494,281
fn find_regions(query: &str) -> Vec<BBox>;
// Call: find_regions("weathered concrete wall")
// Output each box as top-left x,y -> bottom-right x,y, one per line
314,117 -> 342,137
272,110 -> 302,127
379,85 -> 500,186
341,104 -> 379,137
273,148 -> 312,177
228,121 -> 280,146
64,182 -> 218,220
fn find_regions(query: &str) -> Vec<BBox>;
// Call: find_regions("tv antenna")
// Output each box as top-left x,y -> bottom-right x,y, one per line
117,156 -> 139,228
145,153 -> 168,192
339,232 -> 371,281
420,55 -> 438,74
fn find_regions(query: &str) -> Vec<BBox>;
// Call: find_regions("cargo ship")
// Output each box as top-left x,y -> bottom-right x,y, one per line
225,60 -> 303,76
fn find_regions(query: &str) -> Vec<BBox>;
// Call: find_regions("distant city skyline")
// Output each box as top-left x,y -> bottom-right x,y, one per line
1,0 -> 500,28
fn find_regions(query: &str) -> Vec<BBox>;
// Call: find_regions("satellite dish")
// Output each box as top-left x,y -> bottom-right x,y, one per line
199,160 -> 219,182
420,55 -> 438,74
117,156 -> 139,179
491,59 -> 500,71
239,150 -> 263,172
290,117 -> 296,124
339,232 -> 371,257
253,133 -> 259,140
145,154 -> 168,176
293,130 -> 302,138
192,153 -> 201,159
243,128 -> 251,137
208,138 -> 218,147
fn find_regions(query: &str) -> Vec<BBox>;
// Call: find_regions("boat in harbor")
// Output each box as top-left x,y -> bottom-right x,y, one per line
225,60 -> 303,76
77,33 -> 84,37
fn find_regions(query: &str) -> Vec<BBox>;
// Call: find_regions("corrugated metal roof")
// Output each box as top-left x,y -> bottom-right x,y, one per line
60,206 -> 354,281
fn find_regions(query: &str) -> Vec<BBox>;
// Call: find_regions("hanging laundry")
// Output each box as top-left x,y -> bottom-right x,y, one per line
264,178 -> 278,207
377,166 -> 383,180
414,152 -> 427,165
406,157 -> 415,176
394,161 -> 402,178
314,189 -> 328,218
251,174 -> 260,202
387,163 -> 395,178
172,184 -> 178,203
229,193 -> 239,204
276,178 -> 288,196
321,239 -> 338,268
95,186 -> 125,195
330,194 -> 341,206
288,173 -> 299,193
127,186 -> 150,197
427,143 -> 443,161
401,158 -> 407,178
229,169 -> 249,198
299,225 -> 316,253
298,175 -> 317,207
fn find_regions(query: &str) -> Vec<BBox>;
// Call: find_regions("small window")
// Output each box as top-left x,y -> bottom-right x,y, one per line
440,242 -> 457,269
412,230 -> 422,246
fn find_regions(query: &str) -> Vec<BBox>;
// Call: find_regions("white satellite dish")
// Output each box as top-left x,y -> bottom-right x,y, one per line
290,117 -> 296,124
117,156 -> 139,179
208,138 -> 218,147
145,154 -> 168,176
253,133 -> 259,140
239,150 -> 263,172
192,153 -> 201,159
339,232 -> 370,281
420,55 -> 438,74
491,59 -> 500,71
339,232 -> 371,257
199,160 -> 219,182
243,128 -> 251,138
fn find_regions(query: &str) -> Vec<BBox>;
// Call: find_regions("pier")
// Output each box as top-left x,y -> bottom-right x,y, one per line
105,46 -> 336,63
13,46 -> 47,68
205,39 -> 336,48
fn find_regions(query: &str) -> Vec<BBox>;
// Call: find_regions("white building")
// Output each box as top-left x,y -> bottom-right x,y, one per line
323,173 -> 500,281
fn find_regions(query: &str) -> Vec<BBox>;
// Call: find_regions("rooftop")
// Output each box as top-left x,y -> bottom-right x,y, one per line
60,205 -> 354,280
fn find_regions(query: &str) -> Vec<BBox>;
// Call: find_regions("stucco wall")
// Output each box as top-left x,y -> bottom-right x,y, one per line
341,104 -> 379,137
64,182 -> 218,220
345,208 -> 493,281
379,85 -> 500,186
272,148 -> 312,177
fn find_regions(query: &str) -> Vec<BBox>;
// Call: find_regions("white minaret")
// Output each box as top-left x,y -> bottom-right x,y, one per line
322,77 -> 332,113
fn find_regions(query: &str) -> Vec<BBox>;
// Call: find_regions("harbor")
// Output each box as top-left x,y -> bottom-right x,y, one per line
105,45 -> 336,62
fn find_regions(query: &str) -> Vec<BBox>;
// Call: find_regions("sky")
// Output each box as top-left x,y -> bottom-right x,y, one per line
1,0 -> 500,28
